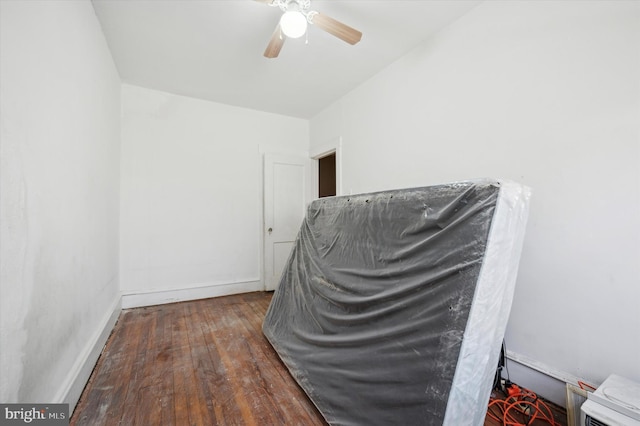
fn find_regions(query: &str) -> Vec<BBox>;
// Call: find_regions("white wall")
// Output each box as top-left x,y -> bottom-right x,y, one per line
120,84 -> 308,303
0,0 -> 121,405
310,0 -> 640,404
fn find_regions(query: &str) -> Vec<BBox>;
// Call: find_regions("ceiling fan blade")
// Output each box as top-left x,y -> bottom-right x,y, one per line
264,25 -> 285,58
311,12 -> 362,45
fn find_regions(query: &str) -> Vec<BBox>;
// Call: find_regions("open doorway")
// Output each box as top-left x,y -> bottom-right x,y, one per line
318,153 -> 336,198
311,138 -> 342,199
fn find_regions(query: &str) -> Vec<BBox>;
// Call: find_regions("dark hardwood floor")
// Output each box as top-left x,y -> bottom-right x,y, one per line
72,292 -> 325,425
72,292 -> 565,425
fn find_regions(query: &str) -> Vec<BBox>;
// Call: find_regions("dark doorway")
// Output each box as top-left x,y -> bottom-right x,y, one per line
318,153 -> 336,198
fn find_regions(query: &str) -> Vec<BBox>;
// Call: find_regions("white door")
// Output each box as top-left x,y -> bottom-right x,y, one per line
264,154 -> 309,291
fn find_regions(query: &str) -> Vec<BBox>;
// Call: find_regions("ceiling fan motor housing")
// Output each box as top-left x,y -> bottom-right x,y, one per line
276,0 -> 311,13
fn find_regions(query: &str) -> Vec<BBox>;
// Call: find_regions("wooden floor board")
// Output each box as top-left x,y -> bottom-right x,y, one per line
72,292 -> 565,426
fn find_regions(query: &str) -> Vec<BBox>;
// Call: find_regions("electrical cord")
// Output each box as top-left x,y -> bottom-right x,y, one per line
494,340 -> 510,391
578,380 -> 596,391
502,340 -> 511,384
488,340 -> 558,425
487,384 -> 558,426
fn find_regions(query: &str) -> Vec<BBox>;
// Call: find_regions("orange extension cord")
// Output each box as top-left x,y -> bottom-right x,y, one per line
487,384 -> 558,426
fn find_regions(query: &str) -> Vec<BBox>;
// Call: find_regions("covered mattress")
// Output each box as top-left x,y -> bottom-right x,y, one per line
262,179 -> 531,425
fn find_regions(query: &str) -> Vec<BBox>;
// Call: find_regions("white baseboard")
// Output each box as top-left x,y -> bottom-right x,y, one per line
55,295 -> 122,414
506,350 -> 587,407
121,280 -> 264,309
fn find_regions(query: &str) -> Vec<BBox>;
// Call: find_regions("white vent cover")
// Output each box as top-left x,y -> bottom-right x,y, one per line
581,374 -> 640,426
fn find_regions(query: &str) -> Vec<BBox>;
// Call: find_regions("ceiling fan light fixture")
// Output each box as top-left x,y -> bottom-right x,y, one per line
280,11 -> 307,39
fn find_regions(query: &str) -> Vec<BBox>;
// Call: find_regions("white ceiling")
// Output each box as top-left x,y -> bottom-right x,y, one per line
92,0 -> 481,119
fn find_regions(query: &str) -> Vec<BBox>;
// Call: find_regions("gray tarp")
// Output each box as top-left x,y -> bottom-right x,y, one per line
263,180 -> 531,426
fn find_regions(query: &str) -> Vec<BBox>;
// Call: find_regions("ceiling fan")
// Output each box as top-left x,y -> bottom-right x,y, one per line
255,0 -> 363,58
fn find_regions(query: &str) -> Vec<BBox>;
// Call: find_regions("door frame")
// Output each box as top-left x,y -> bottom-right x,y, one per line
311,137 -> 343,199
